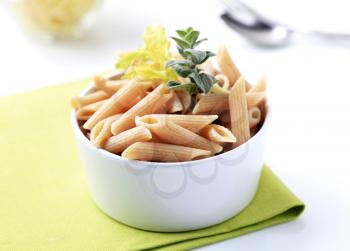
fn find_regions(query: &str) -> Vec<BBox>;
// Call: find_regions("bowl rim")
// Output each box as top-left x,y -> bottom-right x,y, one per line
71,84 -> 271,167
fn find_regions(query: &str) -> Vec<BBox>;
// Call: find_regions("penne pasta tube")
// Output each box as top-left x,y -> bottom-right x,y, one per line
193,92 -> 265,114
248,107 -> 261,129
104,126 -> 152,154
215,74 -> 230,90
84,80 -> 146,130
200,124 -> 237,143
122,142 -> 212,162
111,84 -> 173,135
71,90 -> 109,110
192,93 -> 228,114
246,92 -> 265,108
135,114 -> 218,133
167,93 -> 183,113
217,45 -> 241,85
248,77 -> 266,93
138,117 -> 222,154
75,100 -> 106,121
210,83 -> 229,94
90,114 -> 123,147
95,76 -> 154,95
176,90 -> 192,113
105,79 -> 130,92
106,69 -> 125,80
94,76 -> 116,95
229,77 -> 250,146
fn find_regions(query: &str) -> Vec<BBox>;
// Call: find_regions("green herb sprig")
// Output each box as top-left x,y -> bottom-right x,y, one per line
166,27 -> 217,94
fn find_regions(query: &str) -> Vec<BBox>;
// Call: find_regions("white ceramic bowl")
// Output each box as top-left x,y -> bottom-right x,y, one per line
71,86 -> 270,232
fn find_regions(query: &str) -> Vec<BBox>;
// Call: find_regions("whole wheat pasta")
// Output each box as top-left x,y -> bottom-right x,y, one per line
72,37 -> 269,163
248,77 -> 266,93
167,93 -> 183,113
200,124 -> 237,143
193,92 -> 265,114
122,142 -> 212,162
105,79 -> 130,92
138,117 -> 222,154
106,70 -> 125,80
246,92 -> 265,108
94,76 -> 116,95
217,45 -> 241,85
111,84 -> 173,135
248,107 -> 261,129
84,80 -> 146,130
76,100 -> 106,121
71,90 -> 109,110
192,93 -> 228,114
90,114 -> 123,147
104,127 -> 152,154
210,83 -> 229,94
176,90 -> 192,113
90,117 -> 105,143
229,77 -> 250,146
95,76 -> 153,95
135,114 -> 218,133
215,74 -> 230,90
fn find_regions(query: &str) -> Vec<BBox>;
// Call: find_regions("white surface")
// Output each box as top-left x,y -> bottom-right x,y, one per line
1,0 -> 350,250
73,90 -> 268,231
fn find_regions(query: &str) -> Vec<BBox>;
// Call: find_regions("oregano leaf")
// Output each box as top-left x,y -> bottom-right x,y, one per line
167,81 -> 199,94
185,31 -> 200,48
176,30 -> 187,38
170,37 -> 191,49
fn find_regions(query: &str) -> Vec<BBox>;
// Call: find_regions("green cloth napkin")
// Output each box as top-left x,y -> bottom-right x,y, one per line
0,78 -> 304,251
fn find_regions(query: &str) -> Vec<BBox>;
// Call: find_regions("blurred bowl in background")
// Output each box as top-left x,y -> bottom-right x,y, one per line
6,0 -> 103,41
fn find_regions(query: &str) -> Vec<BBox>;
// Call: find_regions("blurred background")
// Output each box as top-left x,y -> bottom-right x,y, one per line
1,0 -> 350,250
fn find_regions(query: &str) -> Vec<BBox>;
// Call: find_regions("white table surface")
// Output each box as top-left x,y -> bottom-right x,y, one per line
1,0 -> 350,250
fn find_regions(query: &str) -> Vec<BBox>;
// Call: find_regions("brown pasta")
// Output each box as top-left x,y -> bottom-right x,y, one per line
104,127 -> 152,154
217,45 -> 241,85
111,84 -> 173,135
83,80 -> 146,130
122,142 -> 212,162
138,117 -> 222,154
229,77 -> 250,146
73,42 -> 267,162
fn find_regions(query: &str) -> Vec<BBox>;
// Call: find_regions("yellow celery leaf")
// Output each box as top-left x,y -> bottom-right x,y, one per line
116,25 -> 175,82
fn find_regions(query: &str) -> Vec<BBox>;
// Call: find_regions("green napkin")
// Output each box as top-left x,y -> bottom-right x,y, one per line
0,78 -> 304,251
